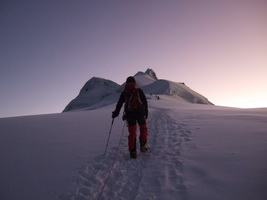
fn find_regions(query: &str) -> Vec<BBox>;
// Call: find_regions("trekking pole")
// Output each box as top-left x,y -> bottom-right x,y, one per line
104,118 -> 115,156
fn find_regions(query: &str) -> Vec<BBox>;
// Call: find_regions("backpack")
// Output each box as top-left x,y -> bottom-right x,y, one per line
124,83 -> 143,111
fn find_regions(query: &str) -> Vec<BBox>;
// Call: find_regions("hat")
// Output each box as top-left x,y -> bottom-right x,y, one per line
126,76 -> 136,84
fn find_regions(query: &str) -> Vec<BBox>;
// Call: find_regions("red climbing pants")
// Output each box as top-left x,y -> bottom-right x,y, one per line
128,123 -> 148,152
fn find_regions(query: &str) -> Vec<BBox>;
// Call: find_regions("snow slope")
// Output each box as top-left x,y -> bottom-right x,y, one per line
1,98 -> 267,200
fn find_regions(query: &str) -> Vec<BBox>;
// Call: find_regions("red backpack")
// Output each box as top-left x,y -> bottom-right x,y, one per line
124,83 -> 143,111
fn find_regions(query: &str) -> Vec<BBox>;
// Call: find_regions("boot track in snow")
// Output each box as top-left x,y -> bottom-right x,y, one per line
62,108 -> 192,200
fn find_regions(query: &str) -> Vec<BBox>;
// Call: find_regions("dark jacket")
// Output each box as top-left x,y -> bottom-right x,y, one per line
113,88 -> 148,119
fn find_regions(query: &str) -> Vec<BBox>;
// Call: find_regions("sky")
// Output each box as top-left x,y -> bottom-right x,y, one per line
1,0 -> 267,118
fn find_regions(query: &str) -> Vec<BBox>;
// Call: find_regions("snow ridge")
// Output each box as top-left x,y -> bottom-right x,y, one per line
63,69 -> 213,112
63,77 -> 120,112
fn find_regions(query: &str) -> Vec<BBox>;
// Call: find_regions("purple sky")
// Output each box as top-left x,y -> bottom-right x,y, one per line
1,0 -> 267,118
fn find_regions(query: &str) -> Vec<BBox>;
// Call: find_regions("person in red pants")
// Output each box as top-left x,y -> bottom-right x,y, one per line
112,76 -> 148,159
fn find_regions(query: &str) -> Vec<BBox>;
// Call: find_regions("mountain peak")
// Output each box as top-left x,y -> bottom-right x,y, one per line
63,77 -> 120,112
145,68 -> 158,80
79,77 -> 118,93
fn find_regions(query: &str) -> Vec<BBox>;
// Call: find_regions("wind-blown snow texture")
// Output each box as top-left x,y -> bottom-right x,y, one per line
63,69 -> 213,112
1,70 -> 267,200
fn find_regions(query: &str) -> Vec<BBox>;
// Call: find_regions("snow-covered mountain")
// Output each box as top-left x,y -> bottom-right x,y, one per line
63,69 -> 213,112
63,77 -> 120,112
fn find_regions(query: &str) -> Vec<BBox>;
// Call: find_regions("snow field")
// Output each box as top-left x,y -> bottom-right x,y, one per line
1,98 -> 267,200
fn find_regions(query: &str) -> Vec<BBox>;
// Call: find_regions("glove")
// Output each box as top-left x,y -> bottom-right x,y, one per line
112,110 -> 119,118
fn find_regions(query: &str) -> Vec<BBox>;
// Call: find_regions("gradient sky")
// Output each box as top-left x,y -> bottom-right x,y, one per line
1,0 -> 267,118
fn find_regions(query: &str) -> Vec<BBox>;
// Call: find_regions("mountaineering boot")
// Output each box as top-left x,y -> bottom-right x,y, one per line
130,150 -> 137,159
140,143 -> 148,153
